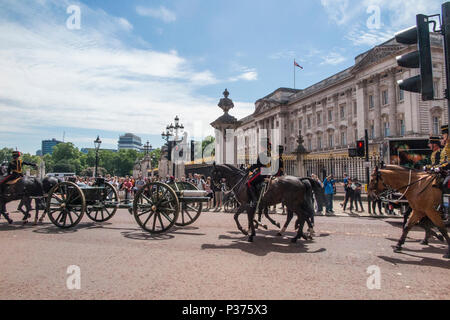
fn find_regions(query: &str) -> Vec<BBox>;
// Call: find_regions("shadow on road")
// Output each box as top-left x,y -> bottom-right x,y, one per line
121,226 -> 206,241
378,253 -> 450,270
201,230 -> 327,256
32,222 -> 101,234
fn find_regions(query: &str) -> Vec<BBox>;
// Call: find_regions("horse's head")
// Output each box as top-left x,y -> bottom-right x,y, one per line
368,166 -> 387,200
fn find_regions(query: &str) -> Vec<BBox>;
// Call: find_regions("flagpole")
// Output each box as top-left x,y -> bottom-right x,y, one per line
294,60 -> 296,89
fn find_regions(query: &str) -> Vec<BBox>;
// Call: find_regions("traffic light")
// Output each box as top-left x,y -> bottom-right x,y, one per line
167,142 -> 172,161
190,140 -> 195,161
356,140 -> 365,157
395,14 -> 434,101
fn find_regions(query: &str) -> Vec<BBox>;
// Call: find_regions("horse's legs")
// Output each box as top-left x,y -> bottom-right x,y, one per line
425,210 -> 450,259
234,205 -> 247,236
291,213 -> 308,243
0,200 -> 12,224
247,207 -> 256,242
277,209 -> 294,236
22,198 -> 32,224
395,210 -> 423,252
263,206 -> 281,229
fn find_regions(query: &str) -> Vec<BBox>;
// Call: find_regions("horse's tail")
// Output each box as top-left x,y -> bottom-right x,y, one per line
299,178 -> 326,208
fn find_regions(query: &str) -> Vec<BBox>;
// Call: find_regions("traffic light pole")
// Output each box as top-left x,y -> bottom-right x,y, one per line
442,3 -> 450,124
365,129 -> 371,214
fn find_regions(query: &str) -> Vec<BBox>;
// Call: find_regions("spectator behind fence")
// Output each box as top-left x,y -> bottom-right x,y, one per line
323,175 -> 335,214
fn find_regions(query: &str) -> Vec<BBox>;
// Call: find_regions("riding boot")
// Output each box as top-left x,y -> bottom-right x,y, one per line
248,185 -> 258,208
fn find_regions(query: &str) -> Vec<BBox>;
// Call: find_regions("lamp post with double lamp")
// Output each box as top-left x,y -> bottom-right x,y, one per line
162,116 -> 184,177
143,141 -> 152,178
94,136 -> 102,178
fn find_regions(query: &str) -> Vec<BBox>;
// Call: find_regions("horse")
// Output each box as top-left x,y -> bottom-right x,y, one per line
211,164 -> 323,243
259,176 -> 326,243
0,175 -> 46,225
24,176 -> 60,225
368,165 -> 450,259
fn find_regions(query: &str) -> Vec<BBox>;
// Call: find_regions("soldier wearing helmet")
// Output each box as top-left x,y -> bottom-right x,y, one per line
0,151 -> 37,195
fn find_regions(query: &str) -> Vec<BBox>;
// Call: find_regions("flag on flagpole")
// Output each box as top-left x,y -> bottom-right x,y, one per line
294,60 -> 303,69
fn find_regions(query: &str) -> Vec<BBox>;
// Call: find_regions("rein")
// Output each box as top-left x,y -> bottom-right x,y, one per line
376,168 -> 435,201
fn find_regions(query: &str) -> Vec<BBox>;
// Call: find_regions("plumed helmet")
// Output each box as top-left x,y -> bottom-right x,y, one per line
12,151 -> 21,158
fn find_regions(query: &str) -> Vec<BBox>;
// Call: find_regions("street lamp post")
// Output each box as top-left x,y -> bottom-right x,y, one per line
94,136 -> 102,177
143,141 -> 152,178
161,116 -> 184,178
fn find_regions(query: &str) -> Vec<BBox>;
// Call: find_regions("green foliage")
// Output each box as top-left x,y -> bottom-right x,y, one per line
6,144 -> 163,177
202,136 -> 215,157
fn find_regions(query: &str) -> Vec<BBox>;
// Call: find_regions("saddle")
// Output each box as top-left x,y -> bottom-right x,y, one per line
0,177 -> 21,186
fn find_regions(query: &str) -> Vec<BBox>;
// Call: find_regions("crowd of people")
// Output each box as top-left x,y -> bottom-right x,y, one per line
71,173 -> 229,211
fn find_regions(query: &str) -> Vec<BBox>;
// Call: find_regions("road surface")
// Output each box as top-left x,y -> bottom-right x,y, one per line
0,201 -> 448,300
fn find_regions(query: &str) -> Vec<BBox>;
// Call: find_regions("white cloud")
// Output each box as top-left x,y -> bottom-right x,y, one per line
321,0 -> 443,46
320,52 -> 347,65
136,5 -> 176,23
0,0 -> 245,145
229,68 -> 258,82
117,17 -> 133,31
269,50 -> 296,60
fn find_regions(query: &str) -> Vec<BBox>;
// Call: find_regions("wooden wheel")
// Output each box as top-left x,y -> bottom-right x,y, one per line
46,182 -> 85,229
173,182 -> 203,227
133,182 -> 179,234
86,182 -> 119,222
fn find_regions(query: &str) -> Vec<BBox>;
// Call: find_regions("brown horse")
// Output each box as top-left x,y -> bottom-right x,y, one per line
368,165 -> 450,259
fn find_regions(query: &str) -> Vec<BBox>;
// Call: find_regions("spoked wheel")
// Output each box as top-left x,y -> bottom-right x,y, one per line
176,202 -> 203,226
86,182 -> 119,222
133,182 -> 179,234
174,182 -> 203,227
46,182 -> 85,229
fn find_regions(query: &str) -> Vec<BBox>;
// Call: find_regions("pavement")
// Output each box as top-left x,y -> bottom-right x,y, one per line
0,200 -> 448,300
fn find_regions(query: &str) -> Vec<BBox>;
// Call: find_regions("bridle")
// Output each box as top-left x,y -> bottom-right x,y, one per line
373,166 -> 436,201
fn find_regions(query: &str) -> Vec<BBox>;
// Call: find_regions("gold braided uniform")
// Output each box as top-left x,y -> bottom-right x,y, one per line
440,141 -> 450,165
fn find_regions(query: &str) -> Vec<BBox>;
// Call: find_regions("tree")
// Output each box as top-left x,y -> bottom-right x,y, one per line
202,136 -> 215,158
0,148 -> 14,162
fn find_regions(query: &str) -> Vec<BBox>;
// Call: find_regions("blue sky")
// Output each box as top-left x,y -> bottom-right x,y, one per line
0,0 -> 445,154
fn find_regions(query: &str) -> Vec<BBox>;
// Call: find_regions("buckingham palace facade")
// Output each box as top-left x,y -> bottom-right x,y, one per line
235,34 -> 447,181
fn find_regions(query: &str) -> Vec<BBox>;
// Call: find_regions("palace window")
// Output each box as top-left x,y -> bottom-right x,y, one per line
308,139 -> 312,151
399,119 -> 405,136
317,112 -> 322,126
340,105 -> 346,120
307,115 -> 312,128
383,120 -> 390,137
433,80 -> 440,98
328,109 -> 333,122
370,123 -> 375,139
369,95 -> 374,109
354,128 -> 358,141
398,88 -> 404,102
341,131 -> 347,146
382,90 -> 389,105
353,102 -> 357,115
328,133 -> 334,148
318,136 -> 322,150
290,121 -> 294,132
433,116 -> 441,135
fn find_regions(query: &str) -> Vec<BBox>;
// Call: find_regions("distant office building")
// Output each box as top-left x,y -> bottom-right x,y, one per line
118,133 -> 142,151
36,150 -> 43,156
42,139 -> 63,155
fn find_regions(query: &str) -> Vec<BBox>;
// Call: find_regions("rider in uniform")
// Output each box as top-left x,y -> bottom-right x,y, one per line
0,151 -> 37,195
247,141 -> 272,208
428,136 -> 442,167
440,125 -> 450,166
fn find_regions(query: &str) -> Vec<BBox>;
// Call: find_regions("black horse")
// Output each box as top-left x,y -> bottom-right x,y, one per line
211,164 -> 324,242
0,165 -> 58,225
259,176 -> 325,243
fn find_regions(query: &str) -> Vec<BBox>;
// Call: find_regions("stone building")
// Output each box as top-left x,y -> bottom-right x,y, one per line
235,34 -> 447,181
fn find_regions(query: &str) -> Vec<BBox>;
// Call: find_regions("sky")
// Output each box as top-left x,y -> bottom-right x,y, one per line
0,0 -> 446,154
